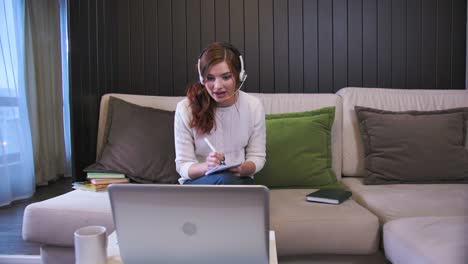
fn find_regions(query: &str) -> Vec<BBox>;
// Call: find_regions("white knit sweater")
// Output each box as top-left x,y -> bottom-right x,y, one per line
174,91 -> 266,184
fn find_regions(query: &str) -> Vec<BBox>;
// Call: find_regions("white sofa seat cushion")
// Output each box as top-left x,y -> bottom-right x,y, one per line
384,216 -> 468,264
342,177 -> 468,223
337,87 -> 468,177
270,189 -> 379,256
22,190 -> 114,246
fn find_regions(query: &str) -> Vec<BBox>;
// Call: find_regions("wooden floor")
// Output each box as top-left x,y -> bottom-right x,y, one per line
0,177 -> 73,255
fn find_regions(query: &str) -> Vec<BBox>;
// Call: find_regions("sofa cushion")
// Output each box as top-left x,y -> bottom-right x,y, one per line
96,94 -> 186,159
87,96 -> 180,184
337,87 -> 468,177
22,190 -> 114,246
255,107 -> 338,188
270,189 -> 379,256
342,177 -> 468,223
384,216 -> 468,264
241,93 -> 343,180
355,106 -> 468,184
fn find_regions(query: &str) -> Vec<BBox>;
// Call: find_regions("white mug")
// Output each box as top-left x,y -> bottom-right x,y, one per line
74,225 -> 108,264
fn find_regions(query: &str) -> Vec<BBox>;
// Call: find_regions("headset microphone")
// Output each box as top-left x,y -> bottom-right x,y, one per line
236,73 -> 247,92
224,73 -> 247,101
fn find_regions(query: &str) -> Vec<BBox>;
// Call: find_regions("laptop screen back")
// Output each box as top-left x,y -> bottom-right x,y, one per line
108,184 -> 270,264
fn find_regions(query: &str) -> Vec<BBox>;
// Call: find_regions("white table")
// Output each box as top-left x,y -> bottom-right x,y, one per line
107,230 -> 278,264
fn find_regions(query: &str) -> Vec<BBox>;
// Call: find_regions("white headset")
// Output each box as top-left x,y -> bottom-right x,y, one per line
197,46 -> 247,86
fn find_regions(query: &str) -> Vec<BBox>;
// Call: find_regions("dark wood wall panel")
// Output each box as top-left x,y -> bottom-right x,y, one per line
173,0 -> 187,96
186,0 -> 200,83
406,0 -> 421,89
201,0 -> 215,48
289,0 -> 304,93
230,0 -> 244,53
158,0 -> 173,95
130,0 -> 145,94
437,0 -> 452,89
421,0 -> 437,89
348,0 -> 363,88
377,0 -> 392,87
96,0 -> 106,94
274,0 -> 289,93
143,0 -> 158,94
391,0 -> 407,88
452,0 -> 467,88
318,0 -> 333,93
116,0 -> 130,93
362,0 -> 377,87
333,0 -> 347,92
303,0 -> 318,93
69,0 -> 467,181
245,0 -> 260,93
215,0 -> 230,42
259,0 -> 274,93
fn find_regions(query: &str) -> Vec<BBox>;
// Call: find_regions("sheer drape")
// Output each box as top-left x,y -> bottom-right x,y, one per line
0,0 -> 35,206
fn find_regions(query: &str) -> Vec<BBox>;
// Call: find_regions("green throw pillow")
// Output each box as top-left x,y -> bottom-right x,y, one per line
255,107 -> 338,188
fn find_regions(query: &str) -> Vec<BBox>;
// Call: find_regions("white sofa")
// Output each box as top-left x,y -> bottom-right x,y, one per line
23,87 -> 468,264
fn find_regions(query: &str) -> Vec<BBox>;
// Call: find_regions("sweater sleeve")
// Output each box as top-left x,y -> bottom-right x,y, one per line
245,99 -> 266,174
174,100 -> 196,181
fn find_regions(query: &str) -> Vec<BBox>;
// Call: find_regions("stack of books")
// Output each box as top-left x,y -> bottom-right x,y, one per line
72,172 -> 129,192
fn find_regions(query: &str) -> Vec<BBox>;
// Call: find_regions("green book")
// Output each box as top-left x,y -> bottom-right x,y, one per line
306,189 -> 352,204
86,172 -> 126,179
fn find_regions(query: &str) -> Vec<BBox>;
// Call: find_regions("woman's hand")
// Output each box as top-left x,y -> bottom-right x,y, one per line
229,161 -> 256,176
205,152 -> 225,170
187,152 -> 225,179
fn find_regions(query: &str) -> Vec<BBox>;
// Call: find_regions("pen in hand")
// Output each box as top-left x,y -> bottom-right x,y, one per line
203,138 -> 226,165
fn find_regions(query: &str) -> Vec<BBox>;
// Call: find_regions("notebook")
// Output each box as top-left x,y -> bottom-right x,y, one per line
306,189 -> 352,204
205,162 -> 242,175
108,184 -> 270,264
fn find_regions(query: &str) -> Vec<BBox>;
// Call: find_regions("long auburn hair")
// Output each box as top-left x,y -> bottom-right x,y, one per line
187,42 -> 242,135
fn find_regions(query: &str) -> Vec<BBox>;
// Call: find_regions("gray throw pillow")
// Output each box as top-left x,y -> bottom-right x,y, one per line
355,106 -> 468,185
85,97 -> 180,184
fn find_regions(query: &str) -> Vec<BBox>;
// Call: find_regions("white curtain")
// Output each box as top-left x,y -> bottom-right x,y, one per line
0,0 -> 35,206
25,0 -> 66,185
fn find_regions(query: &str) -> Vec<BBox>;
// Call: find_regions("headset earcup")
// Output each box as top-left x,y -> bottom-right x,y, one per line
197,59 -> 204,85
240,71 -> 246,83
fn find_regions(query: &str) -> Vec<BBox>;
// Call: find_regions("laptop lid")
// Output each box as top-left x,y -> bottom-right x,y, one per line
108,184 -> 270,264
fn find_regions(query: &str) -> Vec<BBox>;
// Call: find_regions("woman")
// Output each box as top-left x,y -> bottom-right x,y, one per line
174,42 -> 266,185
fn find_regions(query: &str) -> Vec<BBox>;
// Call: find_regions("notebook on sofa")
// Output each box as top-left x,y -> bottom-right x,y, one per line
108,184 -> 270,264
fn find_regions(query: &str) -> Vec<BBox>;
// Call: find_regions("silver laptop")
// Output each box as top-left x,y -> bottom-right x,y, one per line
108,184 -> 270,264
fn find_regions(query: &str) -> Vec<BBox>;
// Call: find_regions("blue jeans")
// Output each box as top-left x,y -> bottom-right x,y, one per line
183,172 -> 254,185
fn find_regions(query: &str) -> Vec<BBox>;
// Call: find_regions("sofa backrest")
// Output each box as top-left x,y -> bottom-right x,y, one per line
337,87 -> 468,177
98,92 -> 343,180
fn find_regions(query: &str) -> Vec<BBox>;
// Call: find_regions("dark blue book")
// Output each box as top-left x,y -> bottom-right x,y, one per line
306,189 -> 352,204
